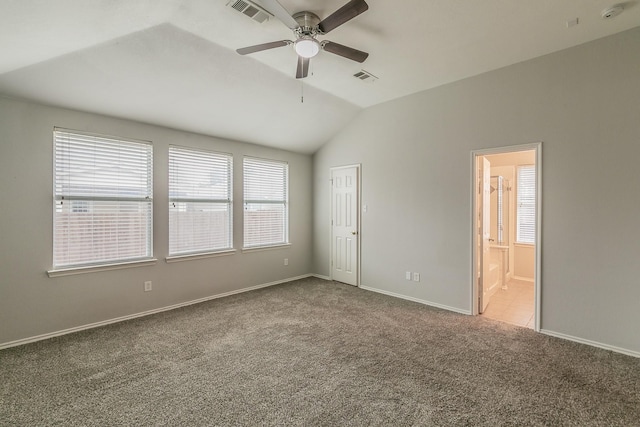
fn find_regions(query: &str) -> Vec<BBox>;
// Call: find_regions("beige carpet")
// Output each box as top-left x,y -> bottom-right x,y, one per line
1,277 -> 639,426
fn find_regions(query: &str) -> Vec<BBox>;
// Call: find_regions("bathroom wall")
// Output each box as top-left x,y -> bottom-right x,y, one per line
489,165 -> 513,282
514,245 -> 535,280
486,151 -> 536,281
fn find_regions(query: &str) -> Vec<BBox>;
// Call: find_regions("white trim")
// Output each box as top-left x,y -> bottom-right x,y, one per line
241,243 -> 291,253
534,144 -> 542,331
312,274 -> 331,281
329,164 -> 362,287
470,142 -> 541,157
512,275 -> 535,283
360,285 -> 472,316
541,329 -> 640,359
1,274 -> 313,350
470,142 -> 542,332
48,258 -> 158,277
165,250 -> 237,263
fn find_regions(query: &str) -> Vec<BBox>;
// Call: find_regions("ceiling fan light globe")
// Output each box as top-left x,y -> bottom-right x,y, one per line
295,38 -> 320,58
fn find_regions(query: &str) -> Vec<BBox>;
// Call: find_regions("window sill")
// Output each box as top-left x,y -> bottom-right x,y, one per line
514,242 -> 535,247
48,258 -> 158,278
165,249 -> 236,263
242,243 -> 291,253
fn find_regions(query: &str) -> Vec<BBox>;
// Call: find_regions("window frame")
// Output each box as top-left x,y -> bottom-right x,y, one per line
49,128 -> 155,275
242,156 -> 290,250
167,145 -> 234,259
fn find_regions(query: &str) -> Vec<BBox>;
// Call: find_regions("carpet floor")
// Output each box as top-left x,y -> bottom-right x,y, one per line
1,277 -> 639,426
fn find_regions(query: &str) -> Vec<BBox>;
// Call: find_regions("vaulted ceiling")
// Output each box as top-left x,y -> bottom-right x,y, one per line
1,0 -> 638,153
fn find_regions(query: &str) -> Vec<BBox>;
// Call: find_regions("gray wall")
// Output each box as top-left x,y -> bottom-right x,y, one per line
2,27 -> 639,356
313,27 -> 640,354
0,98 -> 313,345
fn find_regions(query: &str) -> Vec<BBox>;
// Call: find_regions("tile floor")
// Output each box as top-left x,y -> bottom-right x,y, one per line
481,279 -> 534,328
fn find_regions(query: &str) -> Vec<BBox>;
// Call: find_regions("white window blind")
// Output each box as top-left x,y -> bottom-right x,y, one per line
53,129 -> 153,268
169,146 -> 233,255
516,165 -> 536,244
243,157 -> 288,248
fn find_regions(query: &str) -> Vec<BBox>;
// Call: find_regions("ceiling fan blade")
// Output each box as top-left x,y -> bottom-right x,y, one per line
318,0 -> 368,34
322,41 -> 368,63
259,0 -> 299,29
236,40 -> 291,55
296,56 -> 310,79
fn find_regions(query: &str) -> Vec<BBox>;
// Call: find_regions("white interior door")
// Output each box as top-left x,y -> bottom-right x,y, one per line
331,166 -> 359,286
479,157 -> 491,313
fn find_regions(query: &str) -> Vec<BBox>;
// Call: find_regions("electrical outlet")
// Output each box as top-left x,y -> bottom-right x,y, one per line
284,258 -> 289,266
405,271 -> 412,280
413,273 -> 420,282
144,281 -> 152,292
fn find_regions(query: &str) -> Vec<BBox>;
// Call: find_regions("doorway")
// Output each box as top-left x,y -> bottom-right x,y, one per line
330,165 -> 361,286
472,144 -> 541,330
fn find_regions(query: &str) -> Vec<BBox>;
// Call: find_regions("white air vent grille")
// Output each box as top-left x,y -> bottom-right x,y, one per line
353,70 -> 378,83
227,0 -> 272,23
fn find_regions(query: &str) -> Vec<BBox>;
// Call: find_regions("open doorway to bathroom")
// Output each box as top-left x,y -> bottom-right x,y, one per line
472,144 -> 541,330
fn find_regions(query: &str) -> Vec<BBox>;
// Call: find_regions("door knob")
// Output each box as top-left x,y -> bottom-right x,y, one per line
351,231 -> 358,235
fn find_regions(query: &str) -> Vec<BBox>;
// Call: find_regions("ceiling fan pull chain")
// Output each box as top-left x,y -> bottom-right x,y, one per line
301,81 -> 304,103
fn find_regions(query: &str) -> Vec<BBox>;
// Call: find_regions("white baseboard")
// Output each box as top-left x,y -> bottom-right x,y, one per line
540,329 -> 640,359
6,276 -> 637,360
0,274 -> 313,350
512,275 -> 534,283
360,285 -> 472,315
360,286 -> 639,358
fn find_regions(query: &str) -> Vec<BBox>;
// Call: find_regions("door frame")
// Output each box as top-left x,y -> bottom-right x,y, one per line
329,164 -> 362,287
471,143 -> 542,331
479,156 -> 492,313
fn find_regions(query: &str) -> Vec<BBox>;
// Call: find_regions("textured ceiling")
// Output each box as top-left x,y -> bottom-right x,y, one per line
1,0 -> 638,153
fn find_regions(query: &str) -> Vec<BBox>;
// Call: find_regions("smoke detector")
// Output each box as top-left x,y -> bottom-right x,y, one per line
601,4 -> 624,19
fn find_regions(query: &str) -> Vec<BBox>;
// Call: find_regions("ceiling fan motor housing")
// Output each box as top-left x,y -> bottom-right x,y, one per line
293,11 -> 321,36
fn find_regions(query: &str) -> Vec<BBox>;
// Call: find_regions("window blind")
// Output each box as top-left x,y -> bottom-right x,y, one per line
53,129 -> 153,268
243,157 -> 288,248
516,165 -> 536,244
169,146 -> 233,255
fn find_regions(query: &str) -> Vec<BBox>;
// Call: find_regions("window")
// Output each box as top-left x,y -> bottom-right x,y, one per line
53,129 -> 153,268
243,157 -> 289,248
169,146 -> 233,256
516,165 -> 536,244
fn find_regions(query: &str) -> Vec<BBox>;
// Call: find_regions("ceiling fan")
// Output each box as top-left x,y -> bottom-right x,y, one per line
236,0 -> 369,79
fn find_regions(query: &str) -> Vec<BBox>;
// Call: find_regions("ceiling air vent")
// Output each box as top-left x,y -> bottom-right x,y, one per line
227,0 -> 273,23
353,70 -> 378,83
